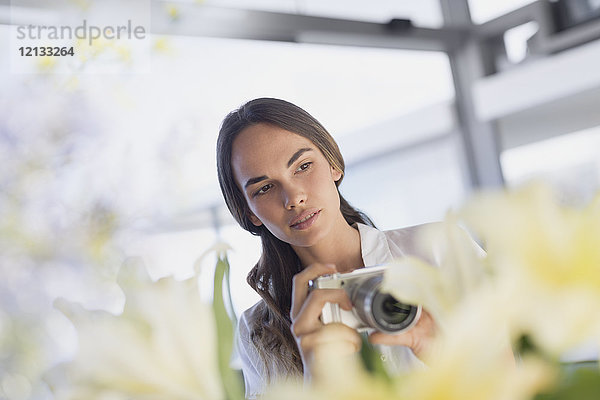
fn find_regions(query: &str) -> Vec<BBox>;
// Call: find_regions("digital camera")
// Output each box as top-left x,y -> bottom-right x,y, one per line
308,265 -> 421,334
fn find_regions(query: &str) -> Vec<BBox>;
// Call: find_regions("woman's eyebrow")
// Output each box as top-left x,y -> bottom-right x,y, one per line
287,148 -> 313,168
244,148 -> 314,189
244,175 -> 268,189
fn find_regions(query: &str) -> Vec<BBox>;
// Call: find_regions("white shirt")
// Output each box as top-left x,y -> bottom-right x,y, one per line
235,223 -> 437,399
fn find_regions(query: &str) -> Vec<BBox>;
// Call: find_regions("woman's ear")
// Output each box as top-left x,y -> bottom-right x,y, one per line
331,166 -> 342,182
248,212 -> 263,227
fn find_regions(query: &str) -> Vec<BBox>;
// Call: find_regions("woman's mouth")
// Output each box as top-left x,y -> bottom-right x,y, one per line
290,210 -> 321,230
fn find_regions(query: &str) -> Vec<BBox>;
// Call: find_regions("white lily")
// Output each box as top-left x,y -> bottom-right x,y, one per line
461,183 -> 600,355
382,215 -> 488,333
264,294 -> 552,400
49,258 -> 224,400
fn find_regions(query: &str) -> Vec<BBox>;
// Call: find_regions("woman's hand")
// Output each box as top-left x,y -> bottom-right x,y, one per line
290,263 -> 362,375
368,308 -> 437,360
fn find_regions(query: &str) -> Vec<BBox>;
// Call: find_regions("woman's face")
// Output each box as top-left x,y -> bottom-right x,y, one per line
231,123 -> 343,248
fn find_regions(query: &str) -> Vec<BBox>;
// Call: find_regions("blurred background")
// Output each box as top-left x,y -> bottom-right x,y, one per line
1,0 -> 600,398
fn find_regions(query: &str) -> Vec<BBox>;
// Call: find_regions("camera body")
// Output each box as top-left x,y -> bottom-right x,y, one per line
308,265 -> 421,334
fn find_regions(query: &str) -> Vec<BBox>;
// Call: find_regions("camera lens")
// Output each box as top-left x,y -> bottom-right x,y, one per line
372,293 -> 413,328
352,275 -> 420,333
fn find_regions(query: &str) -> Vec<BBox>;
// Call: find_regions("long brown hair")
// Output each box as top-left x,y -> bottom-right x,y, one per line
216,98 -> 375,378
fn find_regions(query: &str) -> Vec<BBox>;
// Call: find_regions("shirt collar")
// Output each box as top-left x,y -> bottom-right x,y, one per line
357,223 -> 394,267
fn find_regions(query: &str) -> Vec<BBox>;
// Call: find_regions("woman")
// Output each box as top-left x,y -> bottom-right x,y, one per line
217,98 -> 437,399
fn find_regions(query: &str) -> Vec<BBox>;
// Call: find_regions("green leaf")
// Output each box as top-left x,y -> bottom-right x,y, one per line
515,334 -> 538,356
534,363 -> 600,400
358,333 -> 392,384
213,254 -> 244,400
514,333 -> 558,364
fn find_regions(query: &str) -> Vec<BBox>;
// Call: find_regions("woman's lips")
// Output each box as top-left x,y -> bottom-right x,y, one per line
290,210 -> 321,230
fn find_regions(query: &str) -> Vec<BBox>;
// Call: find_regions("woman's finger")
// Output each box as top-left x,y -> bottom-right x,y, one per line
369,330 -> 414,347
368,308 -> 436,359
290,263 -> 336,319
298,323 -> 362,358
291,288 -> 352,337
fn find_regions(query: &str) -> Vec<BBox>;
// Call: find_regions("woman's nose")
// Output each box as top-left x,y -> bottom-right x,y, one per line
283,186 -> 306,209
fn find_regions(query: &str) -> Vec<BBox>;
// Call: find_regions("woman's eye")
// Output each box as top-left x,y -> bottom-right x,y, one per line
255,184 -> 273,196
296,162 -> 312,172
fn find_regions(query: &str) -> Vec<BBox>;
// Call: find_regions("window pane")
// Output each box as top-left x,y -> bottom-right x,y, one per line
468,0 -> 537,24
134,35 -> 455,210
341,136 -> 468,231
501,126 -> 600,205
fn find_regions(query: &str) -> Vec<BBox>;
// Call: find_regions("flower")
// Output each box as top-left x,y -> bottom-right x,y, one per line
373,200 -> 556,399
264,304 -> 552,400
48,258 -> 224,400
461,183 -> 600,354
381,216 -> 488,333
394,287 -> 553,400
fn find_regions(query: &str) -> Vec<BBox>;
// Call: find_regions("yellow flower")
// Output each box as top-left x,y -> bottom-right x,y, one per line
463,184 -> 600,288
36,56 -> 57,72
461,183 -> 600,353
165,4 -> 180,20
264,300 -> 553,400
153,37 -> 174,55
49,258 -> 224,400
397,287 -> 554,400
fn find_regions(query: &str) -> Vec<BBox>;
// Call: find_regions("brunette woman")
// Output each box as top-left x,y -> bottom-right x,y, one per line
217,98 -> 436,399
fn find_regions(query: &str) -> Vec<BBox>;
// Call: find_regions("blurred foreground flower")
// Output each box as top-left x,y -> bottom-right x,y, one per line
374,218 -> 552,400
381,217 -> 488,333
461,184 -> 600,355
264,303 -> 551,400
47,258 -> 224,400
393,288 -> 553,400
382,183 -> 600,358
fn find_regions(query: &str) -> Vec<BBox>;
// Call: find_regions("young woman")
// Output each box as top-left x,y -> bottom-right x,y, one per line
216,98 -> 437,399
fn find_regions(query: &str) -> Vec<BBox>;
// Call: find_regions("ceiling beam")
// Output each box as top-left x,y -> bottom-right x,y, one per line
150,2 -> 465,52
